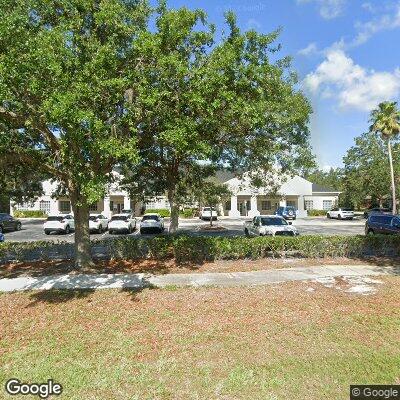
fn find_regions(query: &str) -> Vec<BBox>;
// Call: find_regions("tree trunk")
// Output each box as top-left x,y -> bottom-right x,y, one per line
387,138 -> 397,214
168,189 -> 179,233
70,190 -> 93,268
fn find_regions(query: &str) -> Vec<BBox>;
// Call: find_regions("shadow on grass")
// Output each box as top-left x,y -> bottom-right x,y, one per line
27,288 -> 96,306
25,276 -> 158,306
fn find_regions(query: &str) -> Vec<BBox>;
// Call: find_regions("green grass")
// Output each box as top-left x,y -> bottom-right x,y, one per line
1,278 -> 399,399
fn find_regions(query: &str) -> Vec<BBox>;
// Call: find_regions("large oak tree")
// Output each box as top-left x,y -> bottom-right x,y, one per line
0,0 -> 150,266
122,7 -> 314,232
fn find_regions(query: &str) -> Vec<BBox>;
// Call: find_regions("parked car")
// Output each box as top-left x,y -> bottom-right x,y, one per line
89,214 -> 109,234
244,215 -> 299,237
275,206 -> 297,220
43,214 -> 75,235
140,213 -> 165,234
0,213 -> 22,234
199,207 -> 218,221
326,208 -> 354,220
108,214 -> 136,234
363,207 -> 391,219
365,214 -> 400,235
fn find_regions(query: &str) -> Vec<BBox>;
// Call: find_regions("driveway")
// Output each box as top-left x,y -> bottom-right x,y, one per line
2,216 -> 366,243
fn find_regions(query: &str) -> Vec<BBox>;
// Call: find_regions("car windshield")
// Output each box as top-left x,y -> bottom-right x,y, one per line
111,216 -> 128,221
261,217 -> 287,226
203,208 -> 216,211
342,208 -> 353,211
89,216 -> 100,221
47,216 -> 64,221
142,215 -> 159,221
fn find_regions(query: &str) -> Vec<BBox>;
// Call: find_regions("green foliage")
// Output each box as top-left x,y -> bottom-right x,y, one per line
2,235 -> 400,265
343,131 -> 400,208
307,210 -> 327,216
145,208 -> 171,217
180,208 -> 197,218
13,210 -> 47,218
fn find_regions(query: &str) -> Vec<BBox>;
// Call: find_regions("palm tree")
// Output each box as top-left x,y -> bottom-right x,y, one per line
370,101 -> 400,214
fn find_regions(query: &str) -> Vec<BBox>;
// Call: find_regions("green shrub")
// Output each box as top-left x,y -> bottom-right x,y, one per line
13,210 -> 47,218
2,234 -> 400,265
179,208 -> 197,218
307,210 -> 327,217
144,208 -> 171,218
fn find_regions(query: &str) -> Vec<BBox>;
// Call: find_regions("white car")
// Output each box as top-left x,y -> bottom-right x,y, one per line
140,213 -> 165,234
244,215 -> 299,237
43,214 -> 75,235
327,208 -> 354,220
108,214 -> 137,234
199,207 -> 218,221
89,214 -> 109,234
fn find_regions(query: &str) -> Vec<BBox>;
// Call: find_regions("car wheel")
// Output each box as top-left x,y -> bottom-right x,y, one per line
16,222 -> 22,231
140,229 -> 144,234
109,230 -> 113,235
98,225 -> 103,234
245,228 -> 249,237
65,225 -> 70,234
368,229 -> 374,235
327,213 -> 331,219
338,214 -> 342,220
45,230 -> 50,235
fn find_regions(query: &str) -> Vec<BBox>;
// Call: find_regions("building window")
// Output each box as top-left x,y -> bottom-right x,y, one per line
323,200 -> 333,211
225,201 -> 231,211
39,201 -> 51,214
287,200 -> 297,208
59,201 -> 71,213
89,203 -> 98,212
16,202 -> 33,210
304,200 -> 314,210
261,201 -> 271,211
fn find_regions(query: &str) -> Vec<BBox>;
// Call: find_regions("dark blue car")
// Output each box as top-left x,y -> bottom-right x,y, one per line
0,232 -> 4,242
365,214 -> 400,235
275,206 -> 297,220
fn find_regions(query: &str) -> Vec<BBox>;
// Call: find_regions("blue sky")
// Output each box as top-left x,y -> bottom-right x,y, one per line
162,0 -> 400,169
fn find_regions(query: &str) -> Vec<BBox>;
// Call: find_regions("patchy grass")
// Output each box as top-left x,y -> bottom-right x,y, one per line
2,256 -> 400,279
1,278 -> 400,399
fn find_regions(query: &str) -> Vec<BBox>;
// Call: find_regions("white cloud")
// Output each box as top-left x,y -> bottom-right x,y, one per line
298,42 -> 319,56
351,3 -> 400,46
303,49 -> 400,111
297,0 -> 346,19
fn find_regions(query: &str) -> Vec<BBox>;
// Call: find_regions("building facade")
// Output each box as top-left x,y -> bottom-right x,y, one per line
10,173 -> 341,218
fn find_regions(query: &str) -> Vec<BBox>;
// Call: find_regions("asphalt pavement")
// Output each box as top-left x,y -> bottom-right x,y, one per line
2,216 -> 366,243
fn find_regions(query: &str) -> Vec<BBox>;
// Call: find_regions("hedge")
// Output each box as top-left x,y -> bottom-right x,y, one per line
179,208 -> 197,218
1,235 -> 400,264
13,210 -> 47,218
307,210 -> 327,217
144,209 -> 171,217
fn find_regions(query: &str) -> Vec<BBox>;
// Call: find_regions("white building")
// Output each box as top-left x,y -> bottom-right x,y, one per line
221,174 -> 340,218
11,172 -> 340,218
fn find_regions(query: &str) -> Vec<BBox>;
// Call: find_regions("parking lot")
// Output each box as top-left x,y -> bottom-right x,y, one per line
2,216 -> 366,243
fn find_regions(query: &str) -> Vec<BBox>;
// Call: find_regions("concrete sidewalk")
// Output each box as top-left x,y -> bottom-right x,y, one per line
0,264 -> 398,293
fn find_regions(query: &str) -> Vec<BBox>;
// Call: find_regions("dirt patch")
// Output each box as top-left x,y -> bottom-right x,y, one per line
1,255 -> 399,279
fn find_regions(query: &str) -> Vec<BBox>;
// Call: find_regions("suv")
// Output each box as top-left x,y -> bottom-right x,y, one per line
275,206 -> 297,220
43,214 -> 75,235
365,214 -> 400,235
0,213 -> 22,234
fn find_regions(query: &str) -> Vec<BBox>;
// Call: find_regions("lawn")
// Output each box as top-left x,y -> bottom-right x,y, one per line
1,277 -> 399,399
